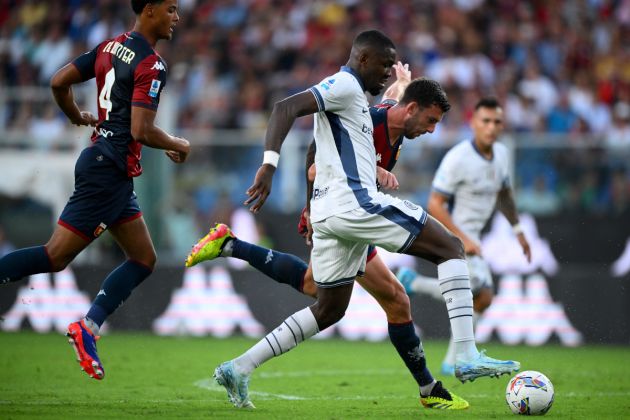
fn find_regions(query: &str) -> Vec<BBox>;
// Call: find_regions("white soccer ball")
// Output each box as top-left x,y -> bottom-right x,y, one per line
505,370 -> 554,415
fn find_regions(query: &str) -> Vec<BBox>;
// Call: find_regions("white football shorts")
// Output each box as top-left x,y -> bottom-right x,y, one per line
311,192 -> 427,287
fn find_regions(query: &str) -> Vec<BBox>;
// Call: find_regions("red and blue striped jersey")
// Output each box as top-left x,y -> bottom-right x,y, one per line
369,100 -> 404,172
72,31 -> 167,177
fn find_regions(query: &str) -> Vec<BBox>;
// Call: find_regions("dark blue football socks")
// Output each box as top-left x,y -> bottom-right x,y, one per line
88,260 -> 152,327
388,321 -> 435,390
232,239 -> 307,292
0,246 -> 52,284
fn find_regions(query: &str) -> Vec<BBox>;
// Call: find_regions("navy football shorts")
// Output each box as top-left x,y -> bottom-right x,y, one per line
58,146 -> 141,241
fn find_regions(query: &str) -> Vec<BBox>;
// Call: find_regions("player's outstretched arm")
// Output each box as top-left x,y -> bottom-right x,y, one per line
497,187 -> 532,262
131,106 -> 190,163
245,91 -> 319,213
382,61 -> 411,102
50,64 -> 98,127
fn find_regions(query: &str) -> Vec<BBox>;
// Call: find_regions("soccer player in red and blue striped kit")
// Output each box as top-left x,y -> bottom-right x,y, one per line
0,0 -> 189,380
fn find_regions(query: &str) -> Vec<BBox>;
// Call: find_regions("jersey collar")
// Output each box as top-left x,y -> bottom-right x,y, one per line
470,139 -> 494,161
340,66 -> 365,92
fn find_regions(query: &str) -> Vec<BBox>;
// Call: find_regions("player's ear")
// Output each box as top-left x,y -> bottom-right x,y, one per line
406,101 -> 419,115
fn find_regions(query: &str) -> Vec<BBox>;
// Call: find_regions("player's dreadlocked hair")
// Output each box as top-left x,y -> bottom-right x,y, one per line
131,0 -> 165,15
399,78 -> 450,113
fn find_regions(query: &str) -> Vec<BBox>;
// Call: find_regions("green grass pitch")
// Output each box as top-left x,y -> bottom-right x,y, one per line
0,332 -> 628,418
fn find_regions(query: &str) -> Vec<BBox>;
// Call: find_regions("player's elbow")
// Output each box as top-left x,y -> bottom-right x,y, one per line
131,120 -> 150,143
50,71 -> 67,92
427,198 -> 440,216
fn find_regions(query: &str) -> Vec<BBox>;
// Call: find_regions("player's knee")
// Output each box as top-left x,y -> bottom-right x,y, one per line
133,250 -> 157,270
473,288 -> 493,313
45,249 -> 74,272
311,304 -> 346,330
441,234 -> 465,261
386,283 -> 411,322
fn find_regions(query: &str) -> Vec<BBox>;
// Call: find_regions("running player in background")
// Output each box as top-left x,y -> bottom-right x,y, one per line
188,67 -> 470,409
397,97 -> 532,376
197,30 -> 519,409
0,0 -> 189,380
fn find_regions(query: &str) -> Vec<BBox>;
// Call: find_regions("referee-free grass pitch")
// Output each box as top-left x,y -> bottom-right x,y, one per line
0,332 -> 628,419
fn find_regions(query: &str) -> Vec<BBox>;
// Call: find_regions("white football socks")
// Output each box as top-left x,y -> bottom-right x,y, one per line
437,259 -> 479,362
233,307 -> 319,375
410,275 -> 443,300
220,238 -> 234,257
83,317 -> 100,336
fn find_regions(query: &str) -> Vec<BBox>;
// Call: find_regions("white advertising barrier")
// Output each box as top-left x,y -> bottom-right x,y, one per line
152,265 -> 265,337
476,213 -> 583,346
611,238 -> 630,277
153,265 -> 414,341
0,268 -> 99,334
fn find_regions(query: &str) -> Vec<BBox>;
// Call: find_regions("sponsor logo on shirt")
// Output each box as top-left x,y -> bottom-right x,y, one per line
149,79 -> 161,98
313,186 -> 329,200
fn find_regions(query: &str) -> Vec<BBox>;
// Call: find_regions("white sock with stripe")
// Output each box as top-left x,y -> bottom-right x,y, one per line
233,307 -> 319,375
437,259 -> 479,362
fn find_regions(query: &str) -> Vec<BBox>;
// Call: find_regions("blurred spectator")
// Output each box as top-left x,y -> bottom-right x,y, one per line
605,102 -> 630,149
28,104 -> 65,150
1,0 -> 630,217
517,175 -> 561,217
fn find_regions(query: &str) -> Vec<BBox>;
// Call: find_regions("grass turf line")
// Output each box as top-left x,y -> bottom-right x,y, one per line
0,332 -> 628,418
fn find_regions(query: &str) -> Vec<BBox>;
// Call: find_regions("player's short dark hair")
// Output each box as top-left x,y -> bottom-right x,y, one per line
131,0 -> 165,15
399,78 -> 450,113
474,96 -> 501,110
352,30 -> 396,52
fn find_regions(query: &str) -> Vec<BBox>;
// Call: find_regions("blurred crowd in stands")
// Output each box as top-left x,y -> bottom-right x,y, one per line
1,0 -> 629,218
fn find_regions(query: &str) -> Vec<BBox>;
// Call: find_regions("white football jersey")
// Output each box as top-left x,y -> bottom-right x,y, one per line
308,67 -> 378,223
432,140 -> 511,241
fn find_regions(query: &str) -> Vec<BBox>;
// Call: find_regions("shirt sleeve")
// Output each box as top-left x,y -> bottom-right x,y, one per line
308,74 -> 356,113
71,46 -> 98,81
132,55 -> 167,110
432,150 -> 460,197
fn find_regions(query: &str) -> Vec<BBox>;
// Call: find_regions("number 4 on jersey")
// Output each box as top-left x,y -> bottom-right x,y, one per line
98,68 -> 115,120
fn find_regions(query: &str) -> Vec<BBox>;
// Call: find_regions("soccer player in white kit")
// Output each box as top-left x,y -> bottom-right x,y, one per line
397,97 -> 532,375
213,31 -> 520,409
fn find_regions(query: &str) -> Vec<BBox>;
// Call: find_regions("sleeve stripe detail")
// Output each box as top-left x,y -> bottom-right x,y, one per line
309,87 -> 325,111
131,102 -> 158,110
432,187 -> 454,198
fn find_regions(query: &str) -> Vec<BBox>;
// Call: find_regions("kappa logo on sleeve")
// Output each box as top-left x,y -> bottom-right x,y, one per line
151,61 -> 166,71
149,79 -> 161,98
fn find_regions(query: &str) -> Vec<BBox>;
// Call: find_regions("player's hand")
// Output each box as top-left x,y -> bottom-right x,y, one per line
72,111 -> 98,127
165,137 -> 190,163
376,167 -> 399,190
245,164 -> 276,213
517,233 -> 532,263
304,209 -> 314,246
393,61 -> 411,84
463,237 -> 482,256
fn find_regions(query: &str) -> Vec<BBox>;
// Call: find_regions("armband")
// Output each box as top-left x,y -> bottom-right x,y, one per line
263,150 -> 280,168
512,223 -> 523,235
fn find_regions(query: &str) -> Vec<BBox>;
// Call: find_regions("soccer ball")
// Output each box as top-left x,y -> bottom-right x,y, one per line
505,371 -> 554,415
